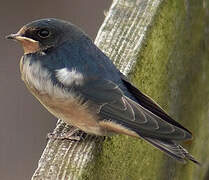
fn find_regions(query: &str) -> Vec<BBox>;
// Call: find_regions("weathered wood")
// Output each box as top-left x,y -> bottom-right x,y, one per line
32,0 -> 209,179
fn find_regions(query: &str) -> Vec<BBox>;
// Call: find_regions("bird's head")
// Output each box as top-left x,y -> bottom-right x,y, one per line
6,18 -> 85,55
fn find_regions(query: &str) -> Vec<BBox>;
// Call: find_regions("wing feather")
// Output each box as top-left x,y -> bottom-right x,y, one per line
120,73 -> 192,134
70,78 -> 199,164
75,78 -> 192,141
141,136 -> 200,164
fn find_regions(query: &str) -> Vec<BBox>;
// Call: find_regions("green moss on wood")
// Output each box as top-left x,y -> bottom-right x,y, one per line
82,0 -> 209,179
83,136 -> 162,180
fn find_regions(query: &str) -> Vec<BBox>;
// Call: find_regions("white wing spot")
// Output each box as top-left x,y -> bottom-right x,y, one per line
56,68 -> 84,86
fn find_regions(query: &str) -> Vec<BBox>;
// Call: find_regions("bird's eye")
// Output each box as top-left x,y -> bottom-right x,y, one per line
37,29 -> 50,38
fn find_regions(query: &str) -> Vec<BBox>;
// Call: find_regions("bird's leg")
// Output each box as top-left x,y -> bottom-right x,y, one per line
47,126 -> 81,141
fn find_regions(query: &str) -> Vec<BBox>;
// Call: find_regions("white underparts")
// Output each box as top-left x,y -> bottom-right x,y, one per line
56,68 -> 84,86
22,60 -> 74,98
21,59 -> 106,135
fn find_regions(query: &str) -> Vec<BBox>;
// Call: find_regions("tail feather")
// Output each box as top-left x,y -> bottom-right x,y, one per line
141,136 -> 200,165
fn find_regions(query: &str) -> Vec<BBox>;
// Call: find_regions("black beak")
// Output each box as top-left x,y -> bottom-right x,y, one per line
6,33 -> 21,40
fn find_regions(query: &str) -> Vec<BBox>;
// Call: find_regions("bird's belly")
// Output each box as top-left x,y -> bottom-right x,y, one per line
20,59 -> 105,136
35,91 -> 104,136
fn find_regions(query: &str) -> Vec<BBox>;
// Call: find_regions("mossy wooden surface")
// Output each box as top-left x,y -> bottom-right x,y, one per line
82,1 -> 209,180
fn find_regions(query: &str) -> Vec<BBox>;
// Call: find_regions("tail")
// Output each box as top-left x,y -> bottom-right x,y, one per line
141,136 -> 200,165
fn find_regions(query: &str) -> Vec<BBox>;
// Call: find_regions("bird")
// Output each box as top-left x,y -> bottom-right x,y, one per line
6,18 -> 199,164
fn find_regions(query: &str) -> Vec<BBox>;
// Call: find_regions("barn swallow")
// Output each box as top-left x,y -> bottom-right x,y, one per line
6,18 -> 199,164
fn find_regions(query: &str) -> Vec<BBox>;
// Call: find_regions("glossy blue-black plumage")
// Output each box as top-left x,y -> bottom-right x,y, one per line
25,34 -> 132,96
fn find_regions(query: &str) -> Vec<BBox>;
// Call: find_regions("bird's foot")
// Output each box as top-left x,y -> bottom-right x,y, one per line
47,127 -> 81,141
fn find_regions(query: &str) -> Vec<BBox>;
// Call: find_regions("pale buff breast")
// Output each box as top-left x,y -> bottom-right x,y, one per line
19,57 -> 105,136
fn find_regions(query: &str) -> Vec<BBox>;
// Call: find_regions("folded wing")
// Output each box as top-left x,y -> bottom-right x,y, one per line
73,78 -> 198,164
120,73 -> 192,134
76,78 -> 192,141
